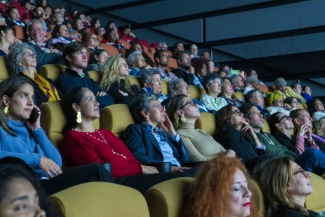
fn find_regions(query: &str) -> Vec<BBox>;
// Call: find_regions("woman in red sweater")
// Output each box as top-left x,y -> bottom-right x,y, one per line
62,87 -> 188,194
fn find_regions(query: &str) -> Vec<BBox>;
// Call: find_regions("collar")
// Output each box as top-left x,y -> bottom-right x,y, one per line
142,122 -> 161,133
179,122 -> 195,129
65,68 -> 88,78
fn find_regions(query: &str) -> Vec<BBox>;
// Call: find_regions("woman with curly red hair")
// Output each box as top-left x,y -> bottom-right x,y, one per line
183,153 -> 260,217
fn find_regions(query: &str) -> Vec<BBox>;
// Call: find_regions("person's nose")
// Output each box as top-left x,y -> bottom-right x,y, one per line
243,186 -> 252,198
34,206 -> 46,217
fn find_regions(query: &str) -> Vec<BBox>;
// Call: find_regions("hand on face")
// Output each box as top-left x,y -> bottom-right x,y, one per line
25,105 -> 41,131
160,112 -> 177,137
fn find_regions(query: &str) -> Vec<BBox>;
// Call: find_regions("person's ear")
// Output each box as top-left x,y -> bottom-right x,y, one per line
65,54 -> 72,62
293,117 -> 300,125
2,95 -> 10,107
245,118 -> 250,123
0,30 -> 6,37
72,103 -> 80,113
155,57 -> 160,64
206,84 -> 210,91
140,110 -> 149,121
94,55 -> 99,61
143,82 -> 149,88
275,123 -> 281,129
176,109 -> 184,117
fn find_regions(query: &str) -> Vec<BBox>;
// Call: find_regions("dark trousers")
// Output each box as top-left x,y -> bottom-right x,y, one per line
41,164 -> 114,195
114,171 -> 190,195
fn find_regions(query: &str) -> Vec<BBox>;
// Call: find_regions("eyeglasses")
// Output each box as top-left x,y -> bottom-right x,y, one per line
278,115 -> 290,122
151,104 -> 165,110
160,55 -> 170,59
179,100 -> 196,109
293,168 -> 309,178
232,110 -> 242,116
22,52 -> 36,58
136,58 -> 146,62
178,85 -> 190,90
90,37 -> 98,41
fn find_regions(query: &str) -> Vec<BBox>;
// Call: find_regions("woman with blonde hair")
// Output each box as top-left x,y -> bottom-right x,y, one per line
183,153 -> 260,217
313,119 -> 325,139
100,54 -> 139,104
253,157 -> 318,217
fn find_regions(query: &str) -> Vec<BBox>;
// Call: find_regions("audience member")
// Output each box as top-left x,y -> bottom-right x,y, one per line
240,103 -> 325,176
284,97 -> 299,109
91,18 -> 100,30
120,26 -> 136,43
6,43 -> 63,106
166,78 -> 207,112
291,82 -> 302,94
215,104 -> 272,170
253,157 -> 318,217
313,119 -> 325,139
188,44 -> 199,58
166,95 -> 234,162
220,63 -> 232,78
127,51 -> 148,77
100,54 -> 139,104
5,7 -> 24,27
122,93 -> 197,175
184,153 -> 259,217
220,77 -> 244,107
207,60 -> 216,73
0,76 -> 114,195
153,49 -> 177,81
265,92 -> 294,116
95,27 -> 106,36
26,19 -> 62,67
49,24 -> 74,52
172,52 -> 200,86
246,69 -> 264,85
191,58 -> 208,88
158,41 -> 167,51
126,42 -> 154,67
139,68 -> 168,102
83,33 -> 102,52
307,98 -> 325,120
0,17 -> 6,26
102,28 -> 124,50
200,51 -> 210,60
20,0 -> 34,20
56,41 -> 114,109
301,85 -> 313,102
52,12 -> 64,25
243,75 -> 259,94
33,5 -> 51,26
245,89 -> 270,118
231,74 -> 245,92
87,49 -> 109,73
0,25 -> 20,55
172,42 -> 184,59
61,87 -> 188,195
274,77 -> 306,104
200,73 -> 227,112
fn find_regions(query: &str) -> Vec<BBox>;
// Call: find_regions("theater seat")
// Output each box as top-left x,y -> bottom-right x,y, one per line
0,56 -> 9,81
195,112 -> 216,138
50,182 -> 150,217
88,70 -> 101,83
232,92 -> 244,101
162,80 -> 168,95
306,173 -> 325,212
12,25 -> 26,41
100,43 -> 119,56
262,118 -> 271,133
189,85 -> 205,100
100,104 -> 134,138
118,39 -> 130,49
256,84 -> 268,94
39,64 -> 67,83
127,76 -> 141,88
40,100 -> 99,150
168,57 -> 178,69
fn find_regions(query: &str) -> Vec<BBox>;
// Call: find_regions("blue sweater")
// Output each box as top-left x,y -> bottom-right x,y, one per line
0,119 -> 62,180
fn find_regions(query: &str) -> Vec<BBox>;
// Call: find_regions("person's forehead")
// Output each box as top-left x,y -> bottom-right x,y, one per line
250,106 -> 259,113
32,22 -> 44,29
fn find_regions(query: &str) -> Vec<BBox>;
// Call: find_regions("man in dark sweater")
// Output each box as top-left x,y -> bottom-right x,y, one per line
239,103 -> 325,176
172,52 -> 196,86
56,41 -> 114,109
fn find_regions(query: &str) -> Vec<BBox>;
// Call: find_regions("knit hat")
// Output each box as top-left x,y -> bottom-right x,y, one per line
245,76 -> 258,85
274,77 -> 287,87
266,92 -> 282,106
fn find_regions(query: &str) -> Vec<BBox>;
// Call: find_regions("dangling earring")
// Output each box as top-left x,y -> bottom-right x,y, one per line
278,126 -> 282,130
76,111 -> 82,123
181,116 -> 186,122
4,106 -> 8,114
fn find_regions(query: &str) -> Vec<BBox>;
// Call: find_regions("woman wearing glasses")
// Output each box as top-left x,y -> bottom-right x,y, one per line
165,95 -> 235,163
253,157 -> 318,217
100,54 -> 139,104
83,33 -> 103,52
6,43 -> 63,106
123,93 -> 197,175
215,105 -> 271,170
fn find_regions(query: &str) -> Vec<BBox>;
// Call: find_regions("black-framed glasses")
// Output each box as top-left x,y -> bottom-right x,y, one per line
293,168 -> 309,178
179,100 -> 196,109
278,115 -> 290,123
232,110 -> 242,116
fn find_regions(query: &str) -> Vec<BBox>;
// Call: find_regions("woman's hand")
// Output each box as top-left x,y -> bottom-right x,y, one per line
240,121 -> 255,136
171,166 -> 191,172
284,103 -> 292,110
40,156 -> 62,178
297,125 -> 309,137
141,165 -> 159,174
25,106 -> 41,131
160,113 -> 177,137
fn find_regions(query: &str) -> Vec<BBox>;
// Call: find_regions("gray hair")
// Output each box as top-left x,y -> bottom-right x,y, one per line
244,88 -> 263,103
230,74 -> 244,86
27,19 -> 48,33
140,68 -> 160,85
6,43 -> 36,75
129,93 -> 159,124
168,78 -> 184,97
158,42 -> 167,47
0,17 -> 5,22
202,73 -> 221,93
128,51 -> 142,63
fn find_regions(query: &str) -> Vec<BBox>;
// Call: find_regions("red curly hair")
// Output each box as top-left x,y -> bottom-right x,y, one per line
183,153 -> 260,217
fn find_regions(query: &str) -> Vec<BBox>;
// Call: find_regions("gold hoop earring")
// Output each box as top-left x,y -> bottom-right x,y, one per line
76,111 -> 82,123
181,116 -> 187,122
4,106 -> 8,114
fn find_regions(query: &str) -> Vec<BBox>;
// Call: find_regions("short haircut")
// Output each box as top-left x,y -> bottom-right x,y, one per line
128,93 -> 159,124
62,41 -> 87,66
246,69 -> 256,76
168,78 -> 184,97
128,51 -> 142,63
140,68 -> 160,86
290,82 -> 299,89
158,42 -> 166,47
244,89 -> 263,103
202,73 -> 221,93
239,103 -> 258,119
27,19 -> 47,32
153,50 -> 167,64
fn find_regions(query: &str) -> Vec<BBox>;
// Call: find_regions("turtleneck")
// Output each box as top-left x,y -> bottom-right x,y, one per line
179,122 -> 195,130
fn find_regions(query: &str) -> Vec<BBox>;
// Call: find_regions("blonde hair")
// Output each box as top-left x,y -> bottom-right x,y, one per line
100,54 -> 134,94
313,119 -> 325,137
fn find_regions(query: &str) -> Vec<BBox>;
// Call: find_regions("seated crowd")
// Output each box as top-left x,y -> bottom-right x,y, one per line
0,1 -> 324,217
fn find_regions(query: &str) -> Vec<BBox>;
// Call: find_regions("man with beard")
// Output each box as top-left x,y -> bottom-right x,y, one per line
153,50 -> 177,81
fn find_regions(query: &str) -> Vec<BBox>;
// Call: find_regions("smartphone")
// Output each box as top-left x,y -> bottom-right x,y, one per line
28,108 -> 40,124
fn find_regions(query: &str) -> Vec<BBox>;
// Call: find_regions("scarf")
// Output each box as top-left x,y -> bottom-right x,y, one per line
28,40 -> 51,53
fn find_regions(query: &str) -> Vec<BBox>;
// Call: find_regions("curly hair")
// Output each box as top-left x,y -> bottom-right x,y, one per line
183,153 -> 259,217
313,119 -> 325,137
167,78 -> 184,97
6,43 -> 36,75
253,157 -> 309,217
165,94 -> 188,130
100,54 -> 135,95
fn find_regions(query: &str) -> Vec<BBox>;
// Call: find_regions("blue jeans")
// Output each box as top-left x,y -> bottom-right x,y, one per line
295,148 -> 325,176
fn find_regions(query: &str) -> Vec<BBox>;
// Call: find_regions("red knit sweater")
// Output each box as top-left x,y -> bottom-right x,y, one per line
62,129 -> 142,178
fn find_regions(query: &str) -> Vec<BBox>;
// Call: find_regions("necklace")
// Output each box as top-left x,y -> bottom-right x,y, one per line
73,129 -> 127,159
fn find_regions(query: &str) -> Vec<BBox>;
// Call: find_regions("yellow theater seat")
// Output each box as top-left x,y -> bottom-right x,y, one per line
194,112 -> 216,138
100,104 -> 134,138
262,118 -> 271,134
162,80 -> 168,95
88,70 -> 101,83
232,91 -> 244,101
39,64 -> 67,83
306,173 -> 325,212
50,182 -> 150,217
127,76 -> 141,88
190,85 -> 205,100
0,56 -> 9,81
